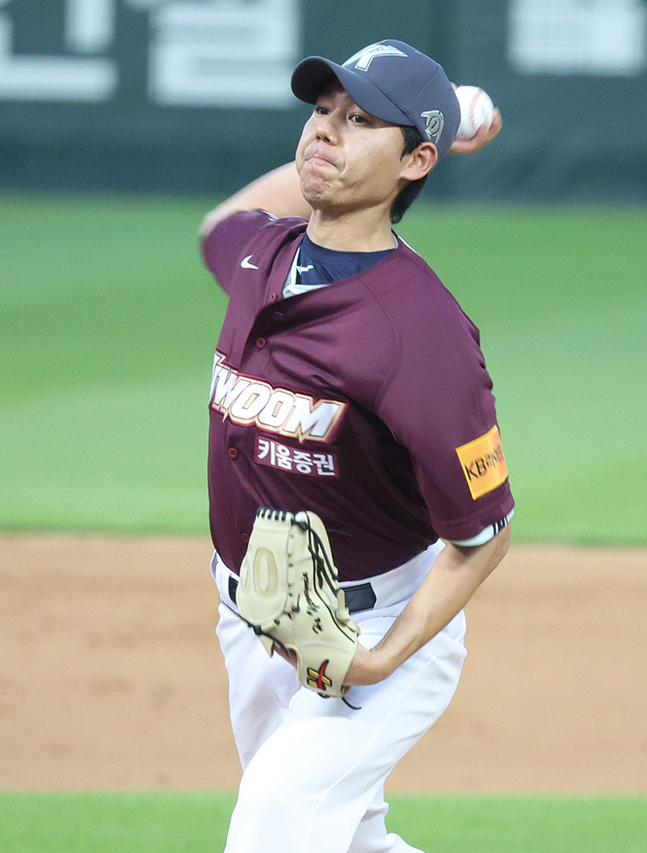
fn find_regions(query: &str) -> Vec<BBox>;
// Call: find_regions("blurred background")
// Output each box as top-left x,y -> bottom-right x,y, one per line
1,0 -> 646,544
1,6 -> 646,844
2,0 -> 647,199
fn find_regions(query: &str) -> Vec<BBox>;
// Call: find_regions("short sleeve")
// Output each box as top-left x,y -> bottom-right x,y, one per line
201,209 -> 277,295
375,285 -> 514,542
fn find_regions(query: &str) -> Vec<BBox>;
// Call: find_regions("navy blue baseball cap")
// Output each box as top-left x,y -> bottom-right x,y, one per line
291,39 -> 460,159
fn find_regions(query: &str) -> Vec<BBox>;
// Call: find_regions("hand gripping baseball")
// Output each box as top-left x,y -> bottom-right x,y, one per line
236,508 -> 360,698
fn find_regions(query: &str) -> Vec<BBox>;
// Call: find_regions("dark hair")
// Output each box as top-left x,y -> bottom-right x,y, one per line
390,125 -> 429,225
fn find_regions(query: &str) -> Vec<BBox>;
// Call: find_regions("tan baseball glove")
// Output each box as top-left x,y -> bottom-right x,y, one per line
236,508 -> 360,698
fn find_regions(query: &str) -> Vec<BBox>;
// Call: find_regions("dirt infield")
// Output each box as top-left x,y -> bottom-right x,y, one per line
1,534 -> 645,794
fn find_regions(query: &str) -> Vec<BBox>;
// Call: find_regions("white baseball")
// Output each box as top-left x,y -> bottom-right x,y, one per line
455,85 -> 495,140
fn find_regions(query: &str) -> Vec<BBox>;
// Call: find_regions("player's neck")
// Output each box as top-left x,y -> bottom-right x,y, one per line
306,208 -> 396,252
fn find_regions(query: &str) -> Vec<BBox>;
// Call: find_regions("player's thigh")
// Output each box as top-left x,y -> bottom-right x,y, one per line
285,609 -> 467,771
216,602 -> 300,768
230,613 -> 466,845
241,614 -> 465,808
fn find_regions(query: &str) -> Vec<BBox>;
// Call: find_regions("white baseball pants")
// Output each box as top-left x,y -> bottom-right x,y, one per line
213,543 -> 467,853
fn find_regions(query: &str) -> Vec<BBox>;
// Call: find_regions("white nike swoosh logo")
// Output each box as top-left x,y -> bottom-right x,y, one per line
296,264 -> 314,274
241,255 -> 259,269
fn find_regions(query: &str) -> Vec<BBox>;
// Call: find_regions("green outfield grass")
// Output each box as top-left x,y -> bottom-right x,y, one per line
1,193 -> 645,544
0,792 -> 645,852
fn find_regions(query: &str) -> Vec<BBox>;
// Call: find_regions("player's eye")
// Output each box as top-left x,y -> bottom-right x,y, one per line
349,113 -> 368,124
314,105 -> 330,116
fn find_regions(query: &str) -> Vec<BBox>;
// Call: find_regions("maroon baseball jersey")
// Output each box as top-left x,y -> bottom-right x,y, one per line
202,210 -> 514,581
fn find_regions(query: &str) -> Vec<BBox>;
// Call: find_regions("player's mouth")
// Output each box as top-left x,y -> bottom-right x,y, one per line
305,148 -> 339,169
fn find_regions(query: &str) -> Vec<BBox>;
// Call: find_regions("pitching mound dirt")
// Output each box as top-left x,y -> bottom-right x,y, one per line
1,534 -> 645,793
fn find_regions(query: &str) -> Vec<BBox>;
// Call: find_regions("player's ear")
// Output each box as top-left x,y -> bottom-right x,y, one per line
400,142 -> 438,181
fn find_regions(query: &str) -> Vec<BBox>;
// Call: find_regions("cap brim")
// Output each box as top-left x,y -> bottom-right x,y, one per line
291,57 -> 414,128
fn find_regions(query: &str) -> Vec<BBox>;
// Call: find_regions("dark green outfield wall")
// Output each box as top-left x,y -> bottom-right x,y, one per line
1,0 -> 646,201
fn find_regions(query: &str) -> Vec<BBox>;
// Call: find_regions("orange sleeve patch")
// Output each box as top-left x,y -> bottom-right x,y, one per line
456,425 -> 509,500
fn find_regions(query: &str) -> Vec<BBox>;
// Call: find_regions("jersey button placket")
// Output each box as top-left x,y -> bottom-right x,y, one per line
227,447 -> 239,460
255,337 -> 267,350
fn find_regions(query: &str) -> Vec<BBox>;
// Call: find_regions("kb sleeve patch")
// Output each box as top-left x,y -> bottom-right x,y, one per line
456,425 -> 509,500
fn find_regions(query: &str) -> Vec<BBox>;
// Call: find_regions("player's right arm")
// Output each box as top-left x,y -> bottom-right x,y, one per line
449,107 -> 502,156
199,161 -> 312,238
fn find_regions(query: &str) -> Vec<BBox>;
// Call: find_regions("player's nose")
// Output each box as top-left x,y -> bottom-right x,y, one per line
314,112 -> 338,143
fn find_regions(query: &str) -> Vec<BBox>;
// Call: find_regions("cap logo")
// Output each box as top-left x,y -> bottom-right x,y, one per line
343,43 -> 407,72
421,110 -> 444,142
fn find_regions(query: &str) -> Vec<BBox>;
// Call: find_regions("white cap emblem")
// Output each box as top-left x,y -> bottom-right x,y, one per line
344,43 -> 407,72
420,110 -> 444,142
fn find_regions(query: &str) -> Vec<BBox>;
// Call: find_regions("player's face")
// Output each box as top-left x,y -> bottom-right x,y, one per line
295,82 -> 410,217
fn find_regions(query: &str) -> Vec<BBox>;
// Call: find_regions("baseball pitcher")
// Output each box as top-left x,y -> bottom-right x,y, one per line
200,39 -> 513,853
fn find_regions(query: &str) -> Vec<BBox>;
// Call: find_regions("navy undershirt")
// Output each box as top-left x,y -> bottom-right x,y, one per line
296,233 -> 395,287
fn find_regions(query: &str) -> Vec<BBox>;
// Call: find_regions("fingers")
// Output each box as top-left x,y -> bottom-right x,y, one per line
450,107 -> 503,156
273,643 -> 298,667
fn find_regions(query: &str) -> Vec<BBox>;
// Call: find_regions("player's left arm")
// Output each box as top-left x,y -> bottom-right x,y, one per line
344,523 -> 511,685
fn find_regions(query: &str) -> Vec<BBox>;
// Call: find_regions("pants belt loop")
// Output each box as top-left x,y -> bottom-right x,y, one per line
342,581 -> 377,614
228,575 -> 238,605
